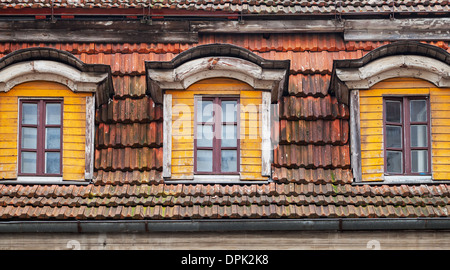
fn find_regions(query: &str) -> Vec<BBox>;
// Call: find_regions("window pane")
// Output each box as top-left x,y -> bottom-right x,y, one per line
45,152 -> 61,174
386,126 -> 402,148
22,103 -> 38,125
410,100 -> 427,122
197,150 -> 213,172
196,125 -> 213,147
385,100 -> 402,123
21,127 -> 37,149
45,128 -> 61,149
221,124 -> 237,147
221,150 -> 237,172
222,101 -> 237,122
46,103 -> 61,125
386,151 -> 402,174
21,152 -> 36,174
197,100 -> 213,123
411,125 -> 427,147
411,150 -> 428,173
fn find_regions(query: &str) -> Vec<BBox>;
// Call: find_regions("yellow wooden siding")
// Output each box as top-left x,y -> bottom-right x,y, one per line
166,78 -> 267,181
0,81 -> 90,181
359,78 -> 450,182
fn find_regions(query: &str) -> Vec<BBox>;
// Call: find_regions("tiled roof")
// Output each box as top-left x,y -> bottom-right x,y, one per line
0,1 -> 449,15
0,34 -> 450,222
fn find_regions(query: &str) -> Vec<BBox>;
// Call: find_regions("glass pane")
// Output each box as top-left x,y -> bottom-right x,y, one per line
197,150 -> 213,172
386,151 -> 402,174
45,152 -> 61,174
411,150 -> 428,173
21,127 -> 37,149
385,100 -> 401,123
411,125 -> 427,147
22,103 -> 38,125
386,126 -> 402,148
221,124 -> 237,147
197,100 -> 213,123
222,101 -> 237,122
45,128 -> 61,149
21,152 -> 36,174
410,100 -> 427,122
196,125 -> 213,147
46,103 -> 61,125
221,150 -> 237,172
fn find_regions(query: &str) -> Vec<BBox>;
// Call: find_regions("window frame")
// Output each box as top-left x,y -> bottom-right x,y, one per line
383,96 -> 431,176
193,96 -> 240,175
18,98 -> 63,177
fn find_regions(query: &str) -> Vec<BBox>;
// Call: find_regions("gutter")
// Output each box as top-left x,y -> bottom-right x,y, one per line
0,218 -> 450,233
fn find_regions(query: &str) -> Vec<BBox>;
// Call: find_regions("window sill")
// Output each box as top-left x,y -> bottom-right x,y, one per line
0,176 -> 90,185
164,174 -> 270,184
352,175 -> 450,185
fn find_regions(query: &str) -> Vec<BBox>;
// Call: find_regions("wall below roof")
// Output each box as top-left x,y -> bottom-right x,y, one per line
1,230 -> 450,250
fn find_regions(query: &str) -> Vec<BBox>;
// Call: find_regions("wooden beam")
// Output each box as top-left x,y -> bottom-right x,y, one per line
191,19 -> 345,33
0,20 -> 198,43
344,18 -> 450,41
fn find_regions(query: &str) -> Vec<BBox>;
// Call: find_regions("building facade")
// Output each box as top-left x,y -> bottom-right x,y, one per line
0,0 -> 449,250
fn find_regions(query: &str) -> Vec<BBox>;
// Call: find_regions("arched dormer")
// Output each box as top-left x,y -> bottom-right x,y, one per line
145,43 -> 290,104
0,47 -> 114,183
329,41 -> 450,184
329,41 -> 450,105
0,47 -> 113,107
145,44 -> 290,182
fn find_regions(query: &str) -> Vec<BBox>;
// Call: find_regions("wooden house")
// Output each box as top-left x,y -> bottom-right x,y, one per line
0,0 -> 449,250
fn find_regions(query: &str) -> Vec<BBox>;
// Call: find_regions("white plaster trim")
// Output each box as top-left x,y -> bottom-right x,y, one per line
383,175 -> 433,183
0,177 -> 89,185
0,60 -> 108,93
148,57 -> 287,102
336,55 -> 450,89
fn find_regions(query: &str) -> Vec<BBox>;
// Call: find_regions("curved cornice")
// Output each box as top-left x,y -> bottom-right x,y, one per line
0,47 -> 114,106
329,41 -> 450,105
145,43 -> 290,104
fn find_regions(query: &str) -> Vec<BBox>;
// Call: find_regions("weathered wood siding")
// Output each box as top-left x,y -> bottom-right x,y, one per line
0,81 -> 91,181
359,78 -> 450,182
167,78 -> 267,181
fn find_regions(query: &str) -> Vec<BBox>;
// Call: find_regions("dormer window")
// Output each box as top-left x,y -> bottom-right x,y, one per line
146,44 -> 290,183
329,41 -> 450,183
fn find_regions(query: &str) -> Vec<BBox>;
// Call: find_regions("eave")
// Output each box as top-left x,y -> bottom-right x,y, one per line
1,218 -> 450,233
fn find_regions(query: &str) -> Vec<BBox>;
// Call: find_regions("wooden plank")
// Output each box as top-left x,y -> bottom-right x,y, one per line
360,135 -> 382,144
360,127 -> 383,136
432,149 -> 450,157
172,158 -> 194,166
192,19 -> 344,33
163,94 -> 172,178
434,172 -> 450,180
361,142 -> 383,151
361,173 -> 383,182
361,150 -> 383,159
433,165 -> 450,172
0,20 -> 197,43
360,120 -> 383,128
84,95 -> 95,180
361,158 -> 384,166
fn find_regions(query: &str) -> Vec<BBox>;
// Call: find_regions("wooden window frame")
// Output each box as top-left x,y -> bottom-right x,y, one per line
194,96 -> 240,175
18,99 -> 63,177
383,96 -> 431,176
